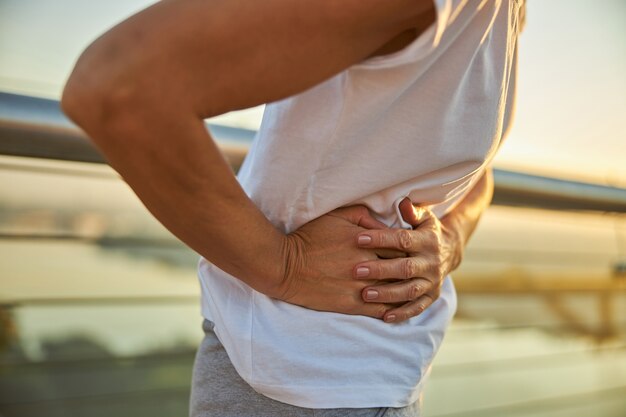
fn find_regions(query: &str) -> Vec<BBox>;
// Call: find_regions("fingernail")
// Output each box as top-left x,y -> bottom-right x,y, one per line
356,267 -> 370,278
385,314 -> 396,322
358,235 -> 372,245
365,290 -> 378,300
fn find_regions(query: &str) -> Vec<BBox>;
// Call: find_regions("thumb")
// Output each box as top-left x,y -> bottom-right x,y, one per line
398,197 -> 426,229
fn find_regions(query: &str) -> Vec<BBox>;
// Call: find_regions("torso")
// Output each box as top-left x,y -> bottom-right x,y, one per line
198,0 -> 524,409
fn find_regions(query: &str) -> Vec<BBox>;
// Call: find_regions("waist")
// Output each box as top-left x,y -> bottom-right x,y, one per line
197,259 -> 457,407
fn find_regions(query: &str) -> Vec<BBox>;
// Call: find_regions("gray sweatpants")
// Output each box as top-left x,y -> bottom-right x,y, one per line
190,319 -> 422,417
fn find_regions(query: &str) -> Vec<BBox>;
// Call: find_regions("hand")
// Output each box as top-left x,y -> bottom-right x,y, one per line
353,197 -> 464,323
277,205 -> 403,319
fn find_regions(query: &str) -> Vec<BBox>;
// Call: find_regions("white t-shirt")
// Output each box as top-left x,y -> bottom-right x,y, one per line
198,0 -> 524,408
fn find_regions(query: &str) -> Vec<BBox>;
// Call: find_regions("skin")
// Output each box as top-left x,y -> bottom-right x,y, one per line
356,168 -> 494,322
60,0 -> 493,322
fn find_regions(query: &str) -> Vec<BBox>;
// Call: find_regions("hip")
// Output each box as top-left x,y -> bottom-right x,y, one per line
197,259 -> 457,408
190,319 -> 423,417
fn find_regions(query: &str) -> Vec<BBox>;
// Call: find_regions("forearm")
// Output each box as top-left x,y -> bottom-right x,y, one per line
62,93 -> 288,297
439,166 -> 494,270
58,0 -> 432,296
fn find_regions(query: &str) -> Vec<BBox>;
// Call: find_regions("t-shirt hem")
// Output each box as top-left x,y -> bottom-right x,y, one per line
247,381 -> 424,409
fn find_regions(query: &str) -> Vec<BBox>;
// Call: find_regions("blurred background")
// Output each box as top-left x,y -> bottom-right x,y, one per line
0,0 -> 625,416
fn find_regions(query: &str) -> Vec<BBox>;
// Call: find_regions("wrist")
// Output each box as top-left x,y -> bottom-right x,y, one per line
223,225 -> 299,299
263,231 -> 307,300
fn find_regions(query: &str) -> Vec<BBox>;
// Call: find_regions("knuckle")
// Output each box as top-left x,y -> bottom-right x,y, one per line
408,282 -> 422,300
424,231 -> 438,248
405,298 -> 430,318
403,259 -> 418,278
415,303 -> 426,314
398,229 -> 414,250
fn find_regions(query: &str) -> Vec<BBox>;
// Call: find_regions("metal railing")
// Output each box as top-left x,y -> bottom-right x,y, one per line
2,92 -> 626,213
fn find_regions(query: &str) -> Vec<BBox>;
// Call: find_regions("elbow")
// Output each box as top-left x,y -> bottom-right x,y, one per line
60,66 -> 98,129
61,44 -> 144,138
61,44 -> 109,128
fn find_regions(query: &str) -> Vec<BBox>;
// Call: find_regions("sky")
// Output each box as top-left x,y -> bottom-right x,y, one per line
0,0 -> 624,186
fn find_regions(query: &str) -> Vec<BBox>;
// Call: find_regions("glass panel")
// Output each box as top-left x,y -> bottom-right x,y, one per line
2,157 -> 625,416
1,157 -> 201,416
1,0 -> 625,415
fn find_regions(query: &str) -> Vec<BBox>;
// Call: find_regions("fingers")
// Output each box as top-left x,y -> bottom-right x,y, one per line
360,277 -> 433,303
398,197 -> 422,228
353,254 -> 431,280
357,223 -> 438,253
349,291 -> 440,323
356,227 -> 424,254
356,302 -> 391,320
354,296 -> 436,323
330,291 -> 390,320
382,293 -> 437,323
335,283 -> 440,322
398,197 -> 430,229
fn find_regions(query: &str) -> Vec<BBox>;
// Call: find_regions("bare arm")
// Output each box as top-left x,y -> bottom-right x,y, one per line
61,0 -> 435,315
439,165 -> 495,269
355,166 -> 494,322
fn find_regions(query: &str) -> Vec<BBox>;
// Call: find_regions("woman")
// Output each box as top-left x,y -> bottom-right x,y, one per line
61,0 -> 524,415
